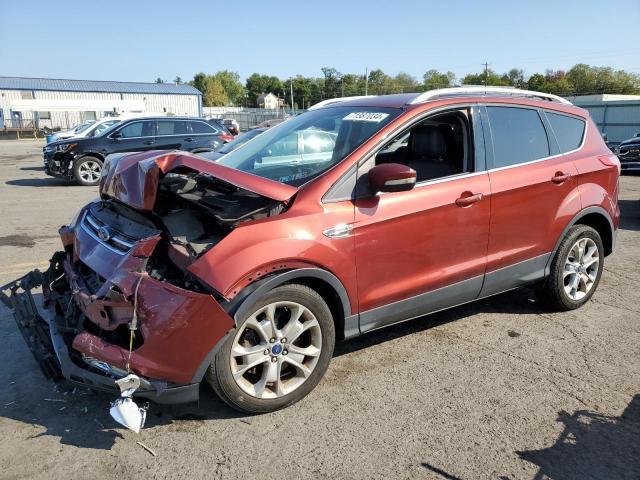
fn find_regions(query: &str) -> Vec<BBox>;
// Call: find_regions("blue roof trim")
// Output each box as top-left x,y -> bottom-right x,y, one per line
0,77 -> 201,96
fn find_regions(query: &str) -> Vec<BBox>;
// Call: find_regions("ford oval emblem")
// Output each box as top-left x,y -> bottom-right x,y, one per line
97,226 -> 111,242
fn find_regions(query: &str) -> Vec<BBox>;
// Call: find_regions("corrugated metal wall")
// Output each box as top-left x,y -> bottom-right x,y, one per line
0,89 -> 201,130
573,100 -> 640,144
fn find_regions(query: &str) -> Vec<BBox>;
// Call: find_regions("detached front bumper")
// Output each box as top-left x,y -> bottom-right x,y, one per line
1,218 -> 236,403
1,266 -> 201,403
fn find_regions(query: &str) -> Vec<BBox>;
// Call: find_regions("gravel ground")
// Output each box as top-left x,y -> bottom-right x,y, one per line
0,139 -> 638,480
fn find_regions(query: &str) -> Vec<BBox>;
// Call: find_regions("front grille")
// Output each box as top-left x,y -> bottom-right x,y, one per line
81,210 -> 136,255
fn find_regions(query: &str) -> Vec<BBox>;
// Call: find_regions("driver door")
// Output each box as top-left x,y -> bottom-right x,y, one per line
354,106 -> 490,332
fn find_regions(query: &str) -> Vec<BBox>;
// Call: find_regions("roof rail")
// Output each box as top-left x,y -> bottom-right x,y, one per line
308,95 -> 376,110
409,86 -> 572,105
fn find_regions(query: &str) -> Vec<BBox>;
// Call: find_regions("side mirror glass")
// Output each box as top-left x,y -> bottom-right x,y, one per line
368,163 -> 417,193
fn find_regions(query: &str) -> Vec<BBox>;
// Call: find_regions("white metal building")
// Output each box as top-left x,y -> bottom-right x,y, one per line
0,77 -> 202,131
567,94 -> 640,144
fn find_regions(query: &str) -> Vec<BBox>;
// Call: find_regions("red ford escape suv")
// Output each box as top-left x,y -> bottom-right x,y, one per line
2,87 -> 620,414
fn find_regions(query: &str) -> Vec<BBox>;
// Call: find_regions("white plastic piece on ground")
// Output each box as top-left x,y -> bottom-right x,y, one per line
109,374 -> 147,433
110,397 -> 147,433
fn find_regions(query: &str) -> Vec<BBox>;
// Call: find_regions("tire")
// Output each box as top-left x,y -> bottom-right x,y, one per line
206,283 -> 335,413
73,156 -> 103,186
537,225 -> 604,311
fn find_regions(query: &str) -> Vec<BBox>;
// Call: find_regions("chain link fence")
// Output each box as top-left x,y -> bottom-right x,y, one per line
203,107 -> 300,132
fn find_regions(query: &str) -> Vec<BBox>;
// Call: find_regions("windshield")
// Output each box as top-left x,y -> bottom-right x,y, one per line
74,121 -> 95,133
218,106 -> 401,186
89,119 -> 121,137
218,129 -> 264,154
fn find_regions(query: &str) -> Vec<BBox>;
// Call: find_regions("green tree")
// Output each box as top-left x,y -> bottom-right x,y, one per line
423,69 -> 456,90
174,76 -> 182,85
154,77 -> 165,84
367,69 -> 390,95
203,78 -> 229,106
461,69 -> 509,86
213,70 -> 244,105
245,74 -> 283,106
190,72 -> 209,94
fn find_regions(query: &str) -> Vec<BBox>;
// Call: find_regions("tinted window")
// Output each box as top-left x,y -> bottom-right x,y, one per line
190,121 -> 216,134
157,120 -> 188,135
487,107 -> 549,168
547,112 -> 585,153
118,121 -> 155,138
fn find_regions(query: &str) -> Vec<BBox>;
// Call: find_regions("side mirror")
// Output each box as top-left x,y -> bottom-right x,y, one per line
368,163 -> 417,193
111,132 -> 122,140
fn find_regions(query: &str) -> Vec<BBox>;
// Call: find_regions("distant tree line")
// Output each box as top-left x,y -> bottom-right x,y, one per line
159,64 -> 640,108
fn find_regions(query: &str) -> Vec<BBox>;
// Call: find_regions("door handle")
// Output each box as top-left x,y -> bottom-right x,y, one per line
143,140 -> 155,145
455,191 -> 483,207
551,171 -> 570,184
184,137 -> 194,142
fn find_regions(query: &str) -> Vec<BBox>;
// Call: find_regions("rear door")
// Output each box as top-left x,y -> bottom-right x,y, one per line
480,104 -> 581,297
155,119 -> 189,151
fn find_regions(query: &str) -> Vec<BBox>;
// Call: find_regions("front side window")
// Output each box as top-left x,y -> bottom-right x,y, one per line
118,120 -> 155,138
218,106 -> 401,186
487,106 -> 549,168
547,112 -> 586,153
372,108 -> 474,183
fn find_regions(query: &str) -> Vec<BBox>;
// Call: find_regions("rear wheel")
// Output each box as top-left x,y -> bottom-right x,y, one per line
537,225 -> 604,310
206,284 -> 335,413
73,156 -> 102,186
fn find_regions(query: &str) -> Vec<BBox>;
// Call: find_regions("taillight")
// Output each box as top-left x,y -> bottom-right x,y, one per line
220,134 -> 234,143
598,154 -> 621,174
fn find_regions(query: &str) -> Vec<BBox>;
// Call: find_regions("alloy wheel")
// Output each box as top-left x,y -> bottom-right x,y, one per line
78,160 -> 101,183
230,301 -> 322,399
563,237 -> 600,301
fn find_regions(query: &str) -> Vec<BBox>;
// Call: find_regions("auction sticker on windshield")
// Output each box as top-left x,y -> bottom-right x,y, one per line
343,112 -> 390,122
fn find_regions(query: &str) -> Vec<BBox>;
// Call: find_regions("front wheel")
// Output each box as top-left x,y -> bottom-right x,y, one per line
73,156 -> 103,186
206,284 -> 335,413
537,225 -> 604,310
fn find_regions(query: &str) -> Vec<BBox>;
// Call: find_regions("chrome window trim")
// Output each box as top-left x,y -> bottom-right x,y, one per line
80,211 -> 134,255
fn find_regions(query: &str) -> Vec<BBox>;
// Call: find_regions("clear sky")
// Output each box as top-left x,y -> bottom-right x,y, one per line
1,0 -> 638,83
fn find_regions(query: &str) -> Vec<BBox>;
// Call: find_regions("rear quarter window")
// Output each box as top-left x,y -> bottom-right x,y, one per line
546,112 -> 586,153
191,121 -> 216,134
487,106 -> 550,168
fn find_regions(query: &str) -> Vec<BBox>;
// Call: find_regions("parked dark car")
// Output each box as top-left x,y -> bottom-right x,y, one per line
43,117 -> 232,185
198,128 -> 267,161
614,133 -> 640,172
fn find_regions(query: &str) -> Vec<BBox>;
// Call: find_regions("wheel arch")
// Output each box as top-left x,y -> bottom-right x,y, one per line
226,268 -> 356,342
546,206 -> 615,275
75,152 -> 105,163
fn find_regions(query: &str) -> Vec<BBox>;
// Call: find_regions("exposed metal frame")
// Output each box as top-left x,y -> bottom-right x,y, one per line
409,86 -> 572,106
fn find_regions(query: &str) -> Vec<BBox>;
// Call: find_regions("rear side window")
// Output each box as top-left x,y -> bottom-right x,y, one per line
547,112 -> 586,153
487,107 -> 550,168
157,120 -> 188,136
190,121 -> 216,134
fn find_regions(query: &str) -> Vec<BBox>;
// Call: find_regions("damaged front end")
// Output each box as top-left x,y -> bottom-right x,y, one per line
2,151 -> 296,413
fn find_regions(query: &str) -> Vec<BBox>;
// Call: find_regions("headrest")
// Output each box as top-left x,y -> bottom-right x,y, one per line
410,125 -> 447,158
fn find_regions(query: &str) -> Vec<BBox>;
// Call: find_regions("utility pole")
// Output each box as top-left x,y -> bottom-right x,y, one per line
364,67 -> 368,95
290,78 -> 294,112
482,62 -> 490,86
341,77 -> 344,97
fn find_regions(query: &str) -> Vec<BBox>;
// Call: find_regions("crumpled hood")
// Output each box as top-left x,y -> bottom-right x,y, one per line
99,150 -> 298,211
